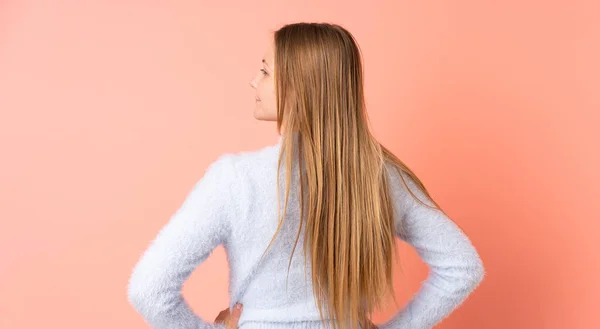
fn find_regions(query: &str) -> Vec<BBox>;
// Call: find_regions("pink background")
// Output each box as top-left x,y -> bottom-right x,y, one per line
1,1 -> 598,328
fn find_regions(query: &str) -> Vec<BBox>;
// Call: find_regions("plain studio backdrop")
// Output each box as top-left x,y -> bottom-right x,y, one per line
0,1 -> 598,329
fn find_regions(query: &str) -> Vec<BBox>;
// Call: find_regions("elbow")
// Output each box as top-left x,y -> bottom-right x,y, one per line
127,270 -> 180,325
127,275 -> 147,312
127,270 -> 158,317
127,277 -> 165,326
446,250 -> 485,295
465,254 -> 485,291
473,257 -> 485,284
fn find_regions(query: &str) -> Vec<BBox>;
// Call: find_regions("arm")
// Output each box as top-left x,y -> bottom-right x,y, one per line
378,168 -> 485,329
127,155 -> 236,329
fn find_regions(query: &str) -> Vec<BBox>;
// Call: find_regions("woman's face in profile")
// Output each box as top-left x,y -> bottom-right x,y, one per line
250,43 -> 277,122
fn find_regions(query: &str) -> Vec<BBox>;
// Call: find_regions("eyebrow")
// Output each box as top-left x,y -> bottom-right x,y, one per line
262,59 -> 271,69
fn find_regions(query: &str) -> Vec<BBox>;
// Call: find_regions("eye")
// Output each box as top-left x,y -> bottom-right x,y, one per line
260,68 -> 268,75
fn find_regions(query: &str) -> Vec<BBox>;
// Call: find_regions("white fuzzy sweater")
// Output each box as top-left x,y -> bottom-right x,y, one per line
127,136 -> 485,329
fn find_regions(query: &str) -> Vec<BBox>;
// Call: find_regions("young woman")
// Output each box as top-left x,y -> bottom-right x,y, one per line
128,22 -> 485,329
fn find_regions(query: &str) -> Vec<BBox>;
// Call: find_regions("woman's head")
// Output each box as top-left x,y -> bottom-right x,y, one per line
257,22 -> 443,329
250,22 -> 367,138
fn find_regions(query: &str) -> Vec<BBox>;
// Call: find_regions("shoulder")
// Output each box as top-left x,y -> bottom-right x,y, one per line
383,160 -> 437,210
219,142 -> 280,175
204,141 -> 280,185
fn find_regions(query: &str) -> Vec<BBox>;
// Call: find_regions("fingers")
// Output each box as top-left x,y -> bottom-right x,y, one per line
214,310 -> 225,324
226,303 -> 243,329
215,304 -> 243,329
231,303 -> 243,319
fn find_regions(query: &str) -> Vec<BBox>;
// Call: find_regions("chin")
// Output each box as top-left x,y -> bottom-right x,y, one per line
255,116 -> 276,122
253,113 -> 269,121
254,109 -> 276,121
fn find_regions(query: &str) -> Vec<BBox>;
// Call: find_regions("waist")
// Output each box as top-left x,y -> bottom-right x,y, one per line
238,305 -> 331,328
239,320 -> 332,329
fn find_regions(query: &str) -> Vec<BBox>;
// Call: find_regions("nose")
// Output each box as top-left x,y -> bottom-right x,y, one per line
249,75 -> 258,89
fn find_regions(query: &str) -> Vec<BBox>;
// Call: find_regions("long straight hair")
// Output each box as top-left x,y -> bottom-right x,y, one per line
260,22 -> 444,329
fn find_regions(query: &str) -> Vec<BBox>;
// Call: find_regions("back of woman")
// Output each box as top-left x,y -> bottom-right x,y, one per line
127,22 -> 485,329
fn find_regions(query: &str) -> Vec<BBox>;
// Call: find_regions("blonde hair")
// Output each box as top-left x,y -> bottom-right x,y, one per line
260,22 -> 444,329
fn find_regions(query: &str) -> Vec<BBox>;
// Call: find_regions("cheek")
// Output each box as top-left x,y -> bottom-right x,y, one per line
265,82 -> 275,102
257,81 -> 266,98
259,81 -> 274,101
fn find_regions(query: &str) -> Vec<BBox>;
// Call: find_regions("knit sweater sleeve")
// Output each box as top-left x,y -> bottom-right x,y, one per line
127,154 -> 236,329
378,168 -> 485,329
